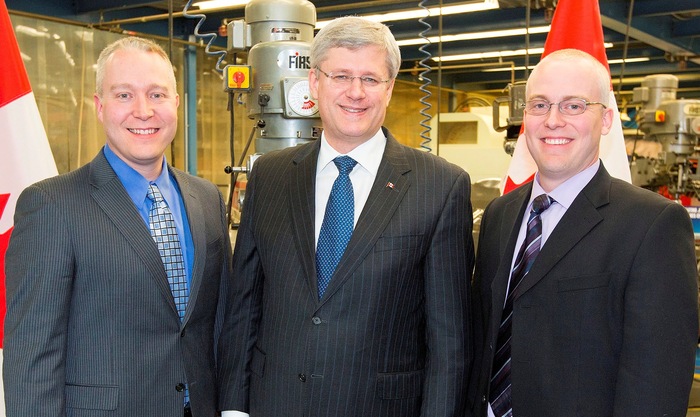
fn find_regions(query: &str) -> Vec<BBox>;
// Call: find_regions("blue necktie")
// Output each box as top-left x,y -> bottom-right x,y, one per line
489,194 -> 553,417
316,156 -> 357,300
146,183 -> 190,405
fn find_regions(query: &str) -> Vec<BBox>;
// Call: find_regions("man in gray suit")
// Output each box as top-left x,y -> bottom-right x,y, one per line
218,16 -> 474,417
470,49 -> 698,417
4,37 -> 232,417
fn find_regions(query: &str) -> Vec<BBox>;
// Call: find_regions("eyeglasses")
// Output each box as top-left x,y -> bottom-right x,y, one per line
523,98 -> 607,116
316,67 -> 392,89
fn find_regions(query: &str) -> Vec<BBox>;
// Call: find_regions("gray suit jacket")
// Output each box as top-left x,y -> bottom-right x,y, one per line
4,150 -> 232,417
470,163 -> 698,417
218,128 -> 475,417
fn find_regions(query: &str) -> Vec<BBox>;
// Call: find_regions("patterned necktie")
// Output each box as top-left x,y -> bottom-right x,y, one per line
147,183 -> 189,321
316,156 -> 357,300
489,194 -> 553,417
147,183 -> 190,406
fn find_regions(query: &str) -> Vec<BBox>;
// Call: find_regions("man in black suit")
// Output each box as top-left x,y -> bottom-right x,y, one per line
218,16 -> 474,417
5,37 -> 232,417
470,48 -> 698,417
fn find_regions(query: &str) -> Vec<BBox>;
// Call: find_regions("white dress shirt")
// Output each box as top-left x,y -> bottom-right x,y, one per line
314,130 -> 386,246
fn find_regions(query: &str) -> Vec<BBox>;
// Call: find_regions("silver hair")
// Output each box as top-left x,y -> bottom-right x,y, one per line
310,16 -> 401,79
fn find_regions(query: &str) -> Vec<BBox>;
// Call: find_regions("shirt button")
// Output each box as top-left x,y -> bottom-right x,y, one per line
312,317 -> 322,325
298,373 -> 306,382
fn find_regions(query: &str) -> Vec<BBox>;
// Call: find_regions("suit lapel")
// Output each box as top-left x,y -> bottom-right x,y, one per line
288,142 -> 321,301
513,166 -> 610,299
319,131 -> 411,305
88,152 -> 177,314
490,186 -> 530,321
171,169 -> 204,324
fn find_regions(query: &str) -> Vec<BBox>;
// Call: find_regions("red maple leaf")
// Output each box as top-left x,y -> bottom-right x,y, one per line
502,173 -> 535,195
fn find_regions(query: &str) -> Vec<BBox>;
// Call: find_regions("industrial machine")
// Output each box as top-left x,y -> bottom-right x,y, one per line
629,74 -> 700,201
217,0 -> 320,224
226,0 -> 320,156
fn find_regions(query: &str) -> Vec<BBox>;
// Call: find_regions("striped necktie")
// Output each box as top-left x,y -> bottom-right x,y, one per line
489,194 -> 553,417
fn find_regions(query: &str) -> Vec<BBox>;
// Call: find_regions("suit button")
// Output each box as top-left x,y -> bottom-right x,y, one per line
482,395 -> 487,403
181,329 -> 186,337
312,317 -> 322,325
176,383 -> 186,392
298,373 -> 306,382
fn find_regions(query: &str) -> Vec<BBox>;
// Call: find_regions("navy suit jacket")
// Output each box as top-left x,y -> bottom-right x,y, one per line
218,128 -> 475,417
470,163 -> 698,417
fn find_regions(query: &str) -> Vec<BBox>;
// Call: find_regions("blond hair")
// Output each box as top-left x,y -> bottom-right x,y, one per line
95,36 -> 175,97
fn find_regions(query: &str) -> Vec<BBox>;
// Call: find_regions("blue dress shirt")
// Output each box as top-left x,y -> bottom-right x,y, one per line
103,144 -> 194,287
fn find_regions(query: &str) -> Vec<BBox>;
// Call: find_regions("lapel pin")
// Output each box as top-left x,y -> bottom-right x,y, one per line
386,182 -> 395,189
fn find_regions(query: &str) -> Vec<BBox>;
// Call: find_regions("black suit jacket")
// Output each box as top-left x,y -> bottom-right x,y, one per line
4,150 -> 232,417
218,128 -> 475,417
470,163 -> 698,417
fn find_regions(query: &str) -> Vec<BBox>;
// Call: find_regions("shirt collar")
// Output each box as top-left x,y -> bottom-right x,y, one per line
103,143 -> 174,207
316,129 -> 386,176
531,159 -> 600,210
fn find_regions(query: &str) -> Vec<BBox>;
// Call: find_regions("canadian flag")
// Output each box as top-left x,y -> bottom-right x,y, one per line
502,0 -> 631,194
0,0 -> 59,412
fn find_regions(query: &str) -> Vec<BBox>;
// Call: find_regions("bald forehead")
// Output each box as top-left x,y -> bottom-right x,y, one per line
527,53 -> 609,103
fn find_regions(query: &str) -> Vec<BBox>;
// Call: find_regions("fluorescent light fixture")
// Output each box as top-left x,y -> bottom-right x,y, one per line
480,54 -> 646,72
194,0 -> 248,11
436,42 -> 613,62
436,47 -> 546,62
607,57 -> 650,64
316,0 -> 499,29
396,26 -> 551,47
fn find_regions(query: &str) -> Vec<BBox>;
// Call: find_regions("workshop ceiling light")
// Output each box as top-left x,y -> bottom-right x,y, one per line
481,57 -> 651,72
436,47 -> 546,62
436,42 -> 613,62
396,26 -> 551,47
316,0 -> 499,28
608,57 -> 651,64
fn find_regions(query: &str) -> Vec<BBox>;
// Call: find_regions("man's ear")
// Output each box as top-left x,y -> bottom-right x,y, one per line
600,105 -> 614,136
94,94 -> 104,122
308,68 -> 319,99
